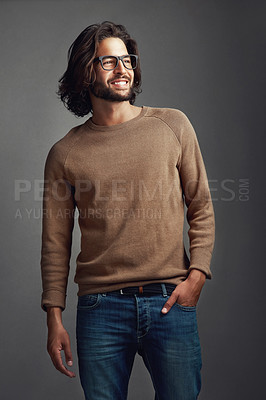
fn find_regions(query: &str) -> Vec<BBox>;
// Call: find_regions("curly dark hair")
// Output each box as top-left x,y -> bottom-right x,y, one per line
57,21 -> 142,117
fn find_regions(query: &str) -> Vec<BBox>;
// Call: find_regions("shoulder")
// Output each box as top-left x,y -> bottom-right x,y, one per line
45,122 -> 85,166
145,106 -> 196,141
145,106 -> 190,125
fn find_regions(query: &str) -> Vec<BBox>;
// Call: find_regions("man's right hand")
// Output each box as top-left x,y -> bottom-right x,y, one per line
46,307 -> 76,378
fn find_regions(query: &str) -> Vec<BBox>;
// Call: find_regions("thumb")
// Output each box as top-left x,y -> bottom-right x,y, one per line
63,337 -> 73,366
161,291 -> 178,314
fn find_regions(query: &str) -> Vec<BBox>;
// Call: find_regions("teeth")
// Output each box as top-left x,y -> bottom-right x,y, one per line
113,81 -> 127,86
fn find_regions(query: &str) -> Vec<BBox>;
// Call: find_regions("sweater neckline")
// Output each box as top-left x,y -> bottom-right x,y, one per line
85,105 -> 148,132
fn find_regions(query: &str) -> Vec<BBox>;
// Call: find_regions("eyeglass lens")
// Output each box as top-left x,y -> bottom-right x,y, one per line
101,55 -> 137,70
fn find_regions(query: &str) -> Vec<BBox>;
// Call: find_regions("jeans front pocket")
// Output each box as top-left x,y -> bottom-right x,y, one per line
77,293 -> 101,310
175,302 -> 197,312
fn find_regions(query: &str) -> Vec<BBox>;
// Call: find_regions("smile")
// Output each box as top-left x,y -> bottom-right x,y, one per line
110,80 -> 128,86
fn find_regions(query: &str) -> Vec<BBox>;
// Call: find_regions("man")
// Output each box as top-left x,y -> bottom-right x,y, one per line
41,21 -> 215,400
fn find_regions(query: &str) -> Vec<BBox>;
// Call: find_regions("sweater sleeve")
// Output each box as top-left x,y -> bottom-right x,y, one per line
40,144 -> 76,311
178,113 -> 215,278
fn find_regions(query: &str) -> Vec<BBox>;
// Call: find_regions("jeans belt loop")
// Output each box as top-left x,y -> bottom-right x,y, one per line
161,283 -> 168,297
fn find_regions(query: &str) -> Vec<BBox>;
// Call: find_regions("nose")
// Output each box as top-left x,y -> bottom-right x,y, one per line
114,58 -> 127,73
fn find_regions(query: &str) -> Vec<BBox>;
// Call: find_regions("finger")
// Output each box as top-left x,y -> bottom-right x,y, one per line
161,291 -> 178,314
51,348 -> 76,378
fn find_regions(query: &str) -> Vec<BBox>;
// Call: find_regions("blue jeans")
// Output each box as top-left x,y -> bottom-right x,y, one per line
76,285 -> 202,400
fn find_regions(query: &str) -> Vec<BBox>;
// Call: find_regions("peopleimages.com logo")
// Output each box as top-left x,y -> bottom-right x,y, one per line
14,177 -> 250,202
13,177 -> 249,220
208,178 -> 249,202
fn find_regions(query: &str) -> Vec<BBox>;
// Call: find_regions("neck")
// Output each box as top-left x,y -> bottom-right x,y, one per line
90,98 -> 141,126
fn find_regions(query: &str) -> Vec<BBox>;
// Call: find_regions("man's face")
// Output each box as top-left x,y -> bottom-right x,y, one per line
90,37 -> 135,102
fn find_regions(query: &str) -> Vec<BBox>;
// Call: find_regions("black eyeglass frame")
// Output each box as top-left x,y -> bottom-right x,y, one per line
93,54 -> 139,71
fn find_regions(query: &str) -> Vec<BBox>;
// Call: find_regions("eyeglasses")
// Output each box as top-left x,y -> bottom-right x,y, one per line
93,54 -> 138,71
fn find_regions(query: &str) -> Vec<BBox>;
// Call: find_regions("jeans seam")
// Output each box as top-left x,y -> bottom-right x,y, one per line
134,294 -> 140,343
141,348 -> 160,400
135,296 -> 151,339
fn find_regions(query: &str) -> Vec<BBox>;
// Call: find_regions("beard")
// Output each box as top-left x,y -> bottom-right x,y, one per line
90,80 -> 135,102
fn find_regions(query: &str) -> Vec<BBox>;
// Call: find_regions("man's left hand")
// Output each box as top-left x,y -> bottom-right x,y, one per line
161,269 -> 206,314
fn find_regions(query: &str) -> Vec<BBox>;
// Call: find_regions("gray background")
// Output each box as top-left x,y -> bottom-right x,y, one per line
1,0 -> 265,399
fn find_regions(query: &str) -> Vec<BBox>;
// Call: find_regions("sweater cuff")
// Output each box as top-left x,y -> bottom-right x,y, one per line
41,289 -> 66,312
187,247 -> 213,279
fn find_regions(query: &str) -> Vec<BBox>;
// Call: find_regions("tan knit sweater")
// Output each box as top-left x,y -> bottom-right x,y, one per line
41,106 -> 215,311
